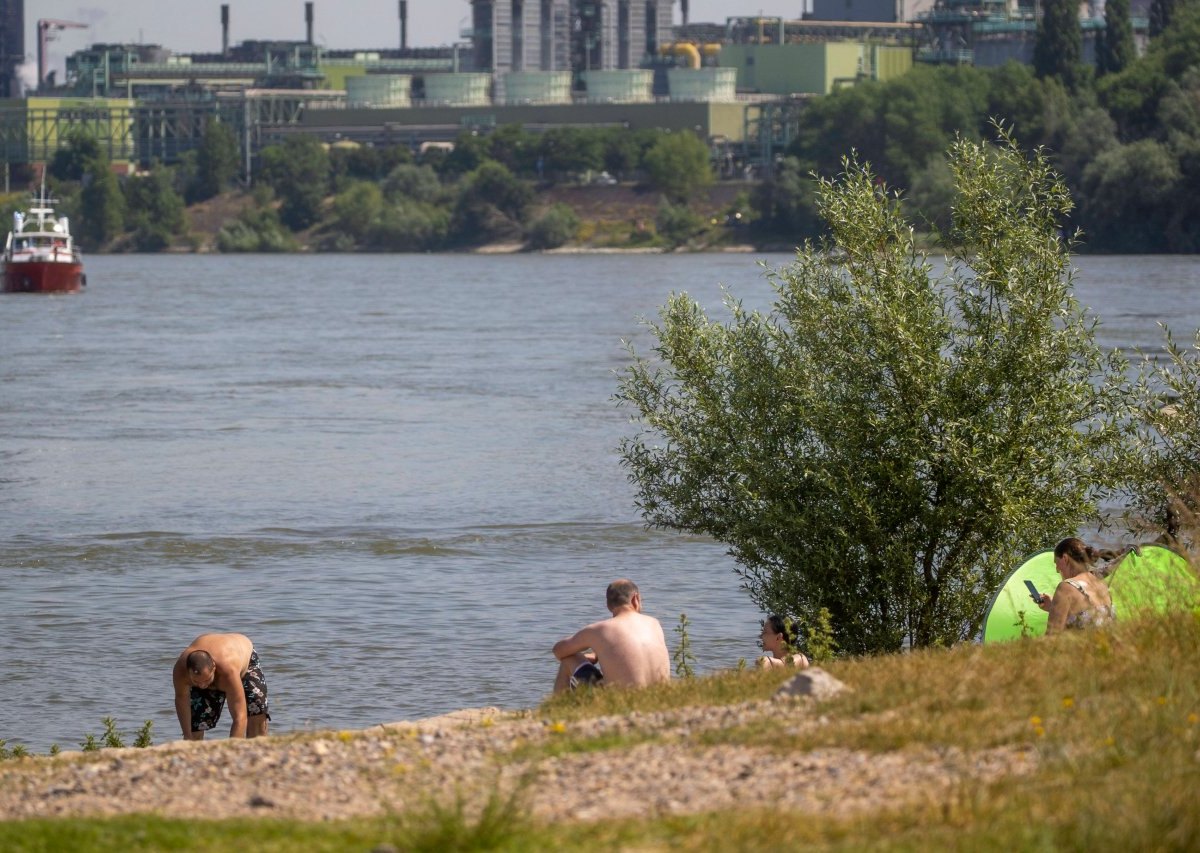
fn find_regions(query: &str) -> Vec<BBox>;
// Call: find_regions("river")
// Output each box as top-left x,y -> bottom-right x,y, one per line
1,252 -> 1196,752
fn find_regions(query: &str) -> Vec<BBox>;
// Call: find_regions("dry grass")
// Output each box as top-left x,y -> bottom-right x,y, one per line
4,573 -> 1197,850
525,608 -> 1200,851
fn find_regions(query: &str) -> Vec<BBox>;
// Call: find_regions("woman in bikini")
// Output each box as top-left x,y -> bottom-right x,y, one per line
1037,537 -> 1116,633
757,614 -> 810,669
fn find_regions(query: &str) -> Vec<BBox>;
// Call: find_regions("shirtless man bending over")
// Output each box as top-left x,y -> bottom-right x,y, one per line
552,579 -> 671,693
172,632 -> 270,740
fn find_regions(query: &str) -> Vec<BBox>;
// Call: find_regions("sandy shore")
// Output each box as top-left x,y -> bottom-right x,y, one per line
0,696 -> 1036,825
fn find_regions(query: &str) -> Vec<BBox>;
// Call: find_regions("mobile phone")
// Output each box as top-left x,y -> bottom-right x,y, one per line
1024,580 -> 1042,602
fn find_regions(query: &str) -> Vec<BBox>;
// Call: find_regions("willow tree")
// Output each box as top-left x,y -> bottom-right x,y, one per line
1127,328 -> 1200,543
616,130 -> 1130,654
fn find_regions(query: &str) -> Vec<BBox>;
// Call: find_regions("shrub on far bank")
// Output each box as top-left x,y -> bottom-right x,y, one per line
369,201 -> 450,251
526,203 -> 579,250
642,131 -> 713,203
383,163 -> 444,205
654,196 -> 704,248
449,162 -> 532,246
217,207 -> 298,252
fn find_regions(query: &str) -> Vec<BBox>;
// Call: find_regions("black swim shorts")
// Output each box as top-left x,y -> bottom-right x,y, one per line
569,661 -> 604,689
190,649 -> 271,732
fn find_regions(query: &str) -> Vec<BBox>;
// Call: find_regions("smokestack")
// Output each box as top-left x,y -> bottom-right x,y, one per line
221,5 -> 229,56
37,21 -> 46,91
305,2 -> 314,44
681,0 -> 688,26
399,1 -> 408,50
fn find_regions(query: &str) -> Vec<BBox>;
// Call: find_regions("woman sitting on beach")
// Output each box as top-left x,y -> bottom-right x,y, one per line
1037,537 -> 1116,634
757,615 -> 810,669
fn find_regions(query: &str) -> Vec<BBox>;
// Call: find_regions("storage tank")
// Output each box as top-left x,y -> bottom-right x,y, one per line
346,74 -> 413,108
500,71 -> 571,104
667,67 -> 737,102
422,73 -> 492,106
580,70 -> 653,103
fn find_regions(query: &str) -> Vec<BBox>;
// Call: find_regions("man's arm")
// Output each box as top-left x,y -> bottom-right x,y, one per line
553,625 -> 598,661
172,658 -> 201,741
220,667 -> 249,738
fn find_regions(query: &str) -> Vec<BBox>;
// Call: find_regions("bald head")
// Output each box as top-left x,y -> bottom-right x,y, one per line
606,579 -> 640,610
186,650 -> 215,675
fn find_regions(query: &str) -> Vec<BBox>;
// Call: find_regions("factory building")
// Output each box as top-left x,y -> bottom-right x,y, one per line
810,0 -> 937,23
468,0 -> 672,77
914,0 -> 1149,68
13,0 -> 1121,174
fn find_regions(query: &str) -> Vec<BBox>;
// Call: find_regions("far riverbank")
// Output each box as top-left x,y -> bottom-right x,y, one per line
168,182 -> 787,255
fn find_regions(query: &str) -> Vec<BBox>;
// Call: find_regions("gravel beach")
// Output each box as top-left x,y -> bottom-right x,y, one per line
0,695 -> 1037,825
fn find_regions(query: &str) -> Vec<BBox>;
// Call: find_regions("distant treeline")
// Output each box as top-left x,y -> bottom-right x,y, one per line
756,0 -> 1200,253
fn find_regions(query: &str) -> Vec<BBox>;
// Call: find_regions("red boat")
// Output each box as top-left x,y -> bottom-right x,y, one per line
2,184 -> 86,294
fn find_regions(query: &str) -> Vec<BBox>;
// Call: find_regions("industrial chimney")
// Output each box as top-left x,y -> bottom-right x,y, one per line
220,4 -> 229,56
305,2 -> 314,44
681,0 -> 689,26
399,0 -> 408,50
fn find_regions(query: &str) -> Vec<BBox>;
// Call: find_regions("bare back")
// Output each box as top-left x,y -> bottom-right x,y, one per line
177,632 -> 253,678
577,611 -> 670,688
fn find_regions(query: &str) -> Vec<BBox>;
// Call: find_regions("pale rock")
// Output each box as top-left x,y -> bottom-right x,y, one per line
774,667 -> 851,701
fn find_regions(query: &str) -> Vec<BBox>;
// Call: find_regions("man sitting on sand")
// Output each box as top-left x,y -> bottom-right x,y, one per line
172,632 -> 270,740
552,579 -> 671,693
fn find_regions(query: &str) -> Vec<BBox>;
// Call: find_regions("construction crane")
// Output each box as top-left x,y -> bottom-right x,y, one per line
37,19 -> 88,91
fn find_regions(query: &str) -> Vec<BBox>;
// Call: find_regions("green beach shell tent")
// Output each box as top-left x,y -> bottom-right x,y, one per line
982,544 -> 1200,644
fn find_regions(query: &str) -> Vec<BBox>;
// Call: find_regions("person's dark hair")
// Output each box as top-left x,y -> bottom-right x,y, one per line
766,614 -> 795,647
606,578 -> 639,609
1054,537 -> 1103,567
186,650 -> 215,674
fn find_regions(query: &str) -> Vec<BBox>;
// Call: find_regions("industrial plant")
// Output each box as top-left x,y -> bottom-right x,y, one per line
0,0 -> 1149,176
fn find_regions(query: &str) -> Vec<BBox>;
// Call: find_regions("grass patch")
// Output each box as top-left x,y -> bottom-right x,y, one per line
0,784 -> 535,853
0,817 -> 383,852
537,666 -> 793,721
508,727 -> 662,762
4,613 -> 1196,850
802,609 -> 1200,753
537,610 -> 1200,757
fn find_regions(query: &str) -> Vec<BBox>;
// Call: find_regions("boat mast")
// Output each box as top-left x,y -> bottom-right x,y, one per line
30,167 -> 52,231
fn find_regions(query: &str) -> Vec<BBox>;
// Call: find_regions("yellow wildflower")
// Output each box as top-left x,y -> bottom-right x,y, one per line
1104,736 -> 1115,747
337,730 -> 354,743
548,720 -> 567,734
1062,697 -> 1074,709
1034,726 -> 1046,738
1157,696 -> 1169,706
1029,715 -> 1043,727
1187,713 -> 1198,726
